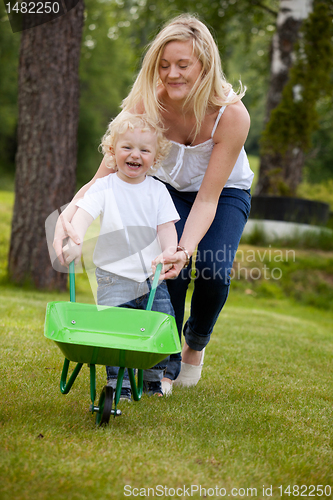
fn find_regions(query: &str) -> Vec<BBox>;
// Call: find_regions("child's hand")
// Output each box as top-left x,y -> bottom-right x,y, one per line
53,211 -> 81,266
63,239 -> 82,267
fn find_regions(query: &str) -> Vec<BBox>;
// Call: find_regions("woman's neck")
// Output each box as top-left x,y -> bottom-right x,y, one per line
159,88 -> 194,117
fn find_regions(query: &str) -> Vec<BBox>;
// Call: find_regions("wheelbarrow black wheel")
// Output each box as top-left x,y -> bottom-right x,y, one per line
96,385 -> 113,427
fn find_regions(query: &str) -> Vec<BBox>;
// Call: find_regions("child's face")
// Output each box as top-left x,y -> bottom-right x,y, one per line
115,127 -> 157,184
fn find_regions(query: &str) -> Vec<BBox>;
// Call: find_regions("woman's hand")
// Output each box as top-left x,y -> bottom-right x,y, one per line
53,211 -> 80,266
152,249 -> 189,280
152,251 -> 174,280
164,249 -> 190,279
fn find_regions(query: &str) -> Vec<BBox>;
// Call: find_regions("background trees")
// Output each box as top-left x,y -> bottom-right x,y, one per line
3,0 -> 332,191
257,0 -> 333,195
77,0 -> 136,185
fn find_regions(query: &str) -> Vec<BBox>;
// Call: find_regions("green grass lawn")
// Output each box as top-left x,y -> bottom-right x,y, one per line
1,191 -> 333,500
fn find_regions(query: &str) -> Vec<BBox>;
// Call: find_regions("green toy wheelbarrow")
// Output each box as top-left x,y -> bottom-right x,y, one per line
44,262 -> 181,426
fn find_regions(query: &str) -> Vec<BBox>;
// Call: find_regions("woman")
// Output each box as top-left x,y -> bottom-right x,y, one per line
53,14 -> 253,393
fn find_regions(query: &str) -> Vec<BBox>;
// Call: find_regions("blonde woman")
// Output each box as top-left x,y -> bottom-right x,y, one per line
54,14 -> 253,393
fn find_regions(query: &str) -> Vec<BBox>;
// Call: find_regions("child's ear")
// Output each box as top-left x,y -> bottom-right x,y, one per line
150,157 -> 159,171
154,153 -> 161,165
109,146 -> 115,155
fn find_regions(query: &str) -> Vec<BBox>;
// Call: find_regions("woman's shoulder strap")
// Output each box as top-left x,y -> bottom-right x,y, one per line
211,106 -> 227,139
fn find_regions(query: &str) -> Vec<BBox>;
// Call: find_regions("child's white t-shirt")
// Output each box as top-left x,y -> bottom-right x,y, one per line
76,174 -> 179,282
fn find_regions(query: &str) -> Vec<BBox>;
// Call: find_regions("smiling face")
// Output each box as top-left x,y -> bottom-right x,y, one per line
114,127 -> 157,184
159,40 -> 203,104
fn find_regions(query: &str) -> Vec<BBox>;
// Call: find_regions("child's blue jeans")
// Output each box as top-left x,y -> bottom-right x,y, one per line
164,186 -> 251,381
95,268 -> 175,389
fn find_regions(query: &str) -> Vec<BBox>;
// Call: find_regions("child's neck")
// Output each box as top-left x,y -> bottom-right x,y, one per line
116,171 -> 147,185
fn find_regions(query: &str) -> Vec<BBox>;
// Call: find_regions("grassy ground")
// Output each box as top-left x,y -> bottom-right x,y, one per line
1,191 -> 333,500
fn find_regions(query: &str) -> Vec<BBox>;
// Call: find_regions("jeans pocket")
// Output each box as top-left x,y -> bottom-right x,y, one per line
95,268 -> 118,290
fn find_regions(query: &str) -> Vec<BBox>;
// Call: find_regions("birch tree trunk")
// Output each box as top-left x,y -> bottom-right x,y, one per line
256,0 -> 313,195
8,1 -> 84,289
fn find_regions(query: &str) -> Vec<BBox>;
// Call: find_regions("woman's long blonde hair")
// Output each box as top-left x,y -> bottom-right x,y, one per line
122,14 -> 245,138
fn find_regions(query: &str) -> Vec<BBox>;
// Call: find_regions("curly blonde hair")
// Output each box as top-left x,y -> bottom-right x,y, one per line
101,111 -> 171,174
122,14 -> 245,139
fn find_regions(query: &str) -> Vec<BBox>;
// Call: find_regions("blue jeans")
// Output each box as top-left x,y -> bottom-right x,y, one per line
95,268 -> 175,389
164,186 -> 251,381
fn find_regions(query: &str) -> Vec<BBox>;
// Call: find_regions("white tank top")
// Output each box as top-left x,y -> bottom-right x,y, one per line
155,104 -> 254,192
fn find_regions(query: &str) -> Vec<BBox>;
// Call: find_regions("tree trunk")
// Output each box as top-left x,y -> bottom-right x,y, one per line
8,1 -> 84,290
256,0 -> 313,195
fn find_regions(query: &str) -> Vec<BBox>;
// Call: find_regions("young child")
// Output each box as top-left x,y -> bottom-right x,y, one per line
63,112 -> 179,398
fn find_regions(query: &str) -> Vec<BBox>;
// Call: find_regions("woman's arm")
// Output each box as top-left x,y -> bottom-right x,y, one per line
53,157 -> 110,265
164,101 -> 250,278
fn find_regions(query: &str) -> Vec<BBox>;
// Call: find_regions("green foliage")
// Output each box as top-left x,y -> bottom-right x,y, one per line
260,2 -> 333,157
107,0 -> 279,69
242,223 -> 268,246
303,96 -> 333,182
297,179 -> 333,212
228,18 -> 275,156
77,0 -> 137,185
0,3 -> 20,176
0,191 -> 13,281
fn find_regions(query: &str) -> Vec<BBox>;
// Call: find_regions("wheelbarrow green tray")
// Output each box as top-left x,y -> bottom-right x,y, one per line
44,301 -> 180,369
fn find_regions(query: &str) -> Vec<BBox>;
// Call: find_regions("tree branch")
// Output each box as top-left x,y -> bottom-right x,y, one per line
250,0 -> 278,18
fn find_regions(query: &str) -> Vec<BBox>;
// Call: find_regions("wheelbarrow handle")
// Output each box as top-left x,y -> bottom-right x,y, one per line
69,261 -> 76,302
146,262 -> 162,311
68,261 -> 162,308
